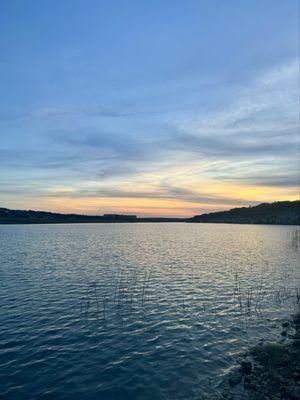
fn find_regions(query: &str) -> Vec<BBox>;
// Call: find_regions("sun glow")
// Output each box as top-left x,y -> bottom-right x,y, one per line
9,178 -> 297,217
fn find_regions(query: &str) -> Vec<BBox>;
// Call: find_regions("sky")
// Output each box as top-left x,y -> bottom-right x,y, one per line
0,0 -> 299,217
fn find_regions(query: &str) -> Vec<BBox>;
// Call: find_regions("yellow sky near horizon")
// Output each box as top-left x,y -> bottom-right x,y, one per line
2,179 -> 298,217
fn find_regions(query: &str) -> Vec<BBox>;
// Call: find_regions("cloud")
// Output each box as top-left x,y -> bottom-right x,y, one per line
40,184 -> 247,206
0,59 -> 298,214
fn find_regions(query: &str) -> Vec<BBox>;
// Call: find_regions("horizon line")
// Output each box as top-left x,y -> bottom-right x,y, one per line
1,199 -> 299,219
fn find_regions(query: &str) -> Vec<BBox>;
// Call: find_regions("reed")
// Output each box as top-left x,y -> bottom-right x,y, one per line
77,263 -> 299,327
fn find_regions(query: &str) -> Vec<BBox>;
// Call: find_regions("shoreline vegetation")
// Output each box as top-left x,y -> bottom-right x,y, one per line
220,310 -> 300,400
0,200 -> 299,225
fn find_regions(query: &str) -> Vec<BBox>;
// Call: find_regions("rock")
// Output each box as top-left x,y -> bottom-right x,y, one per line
228,370 -> 242,386
243,376 -> 253,390
286,384 -> 300,399
294,372 -> 300,381
240,360 -> 252,375
269,395 -> 282,400
279,366 -> 293,378
243,378 -> 250,390
251,393 -> 267,400
293,313 -> 300,328
293,339 -> 300,349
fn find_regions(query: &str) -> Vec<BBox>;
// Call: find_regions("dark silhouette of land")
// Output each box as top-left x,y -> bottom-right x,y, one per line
0,208 -> 184,224
0,201 -> 299,225
190,200 -> 300,225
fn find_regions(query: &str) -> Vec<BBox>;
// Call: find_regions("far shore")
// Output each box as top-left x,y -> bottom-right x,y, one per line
0,200 -> 299,225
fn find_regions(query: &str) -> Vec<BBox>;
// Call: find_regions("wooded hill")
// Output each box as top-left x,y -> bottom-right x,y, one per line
189,201 -> 300,225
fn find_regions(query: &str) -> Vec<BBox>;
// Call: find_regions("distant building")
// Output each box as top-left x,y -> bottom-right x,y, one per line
103,214 -> 137,221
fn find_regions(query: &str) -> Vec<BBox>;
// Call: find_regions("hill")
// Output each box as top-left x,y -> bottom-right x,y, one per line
189,201 -> 300,225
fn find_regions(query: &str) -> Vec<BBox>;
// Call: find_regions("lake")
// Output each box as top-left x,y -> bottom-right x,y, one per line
0,223 -> 299,399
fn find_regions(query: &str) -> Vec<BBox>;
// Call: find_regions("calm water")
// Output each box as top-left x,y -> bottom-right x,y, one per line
0,223 -> 299,399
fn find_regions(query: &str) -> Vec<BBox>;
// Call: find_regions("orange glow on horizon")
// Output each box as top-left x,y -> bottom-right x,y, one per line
2,180 -> 298,218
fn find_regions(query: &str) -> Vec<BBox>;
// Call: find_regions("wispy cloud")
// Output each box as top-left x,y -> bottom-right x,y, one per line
0,59 -> 298,215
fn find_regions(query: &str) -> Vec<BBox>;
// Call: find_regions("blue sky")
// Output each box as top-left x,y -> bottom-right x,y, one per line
0,1 -> 299,216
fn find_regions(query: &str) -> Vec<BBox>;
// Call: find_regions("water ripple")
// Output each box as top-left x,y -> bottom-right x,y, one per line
0,223 -> 299,399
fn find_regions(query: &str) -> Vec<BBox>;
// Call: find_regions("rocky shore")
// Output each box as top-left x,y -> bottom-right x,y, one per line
221,311 -> 300,400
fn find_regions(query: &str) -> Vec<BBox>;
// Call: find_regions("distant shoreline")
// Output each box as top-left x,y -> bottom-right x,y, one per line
0,219 -> 186,225
1,221 -> 300,226
0,201 -> 299,225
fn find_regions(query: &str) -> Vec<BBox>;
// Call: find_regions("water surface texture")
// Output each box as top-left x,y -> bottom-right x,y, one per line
0,223 -> 299,399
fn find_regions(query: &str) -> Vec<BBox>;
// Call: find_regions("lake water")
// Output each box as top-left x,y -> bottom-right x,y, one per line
0,223 -> 299,399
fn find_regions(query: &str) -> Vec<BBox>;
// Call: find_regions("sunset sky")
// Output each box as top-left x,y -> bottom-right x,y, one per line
0,1 -> 299,217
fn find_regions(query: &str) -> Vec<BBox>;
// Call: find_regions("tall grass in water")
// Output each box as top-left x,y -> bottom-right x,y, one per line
78,247 -> 299,325
291,227 -> 300,250
232,270 -> 299,323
